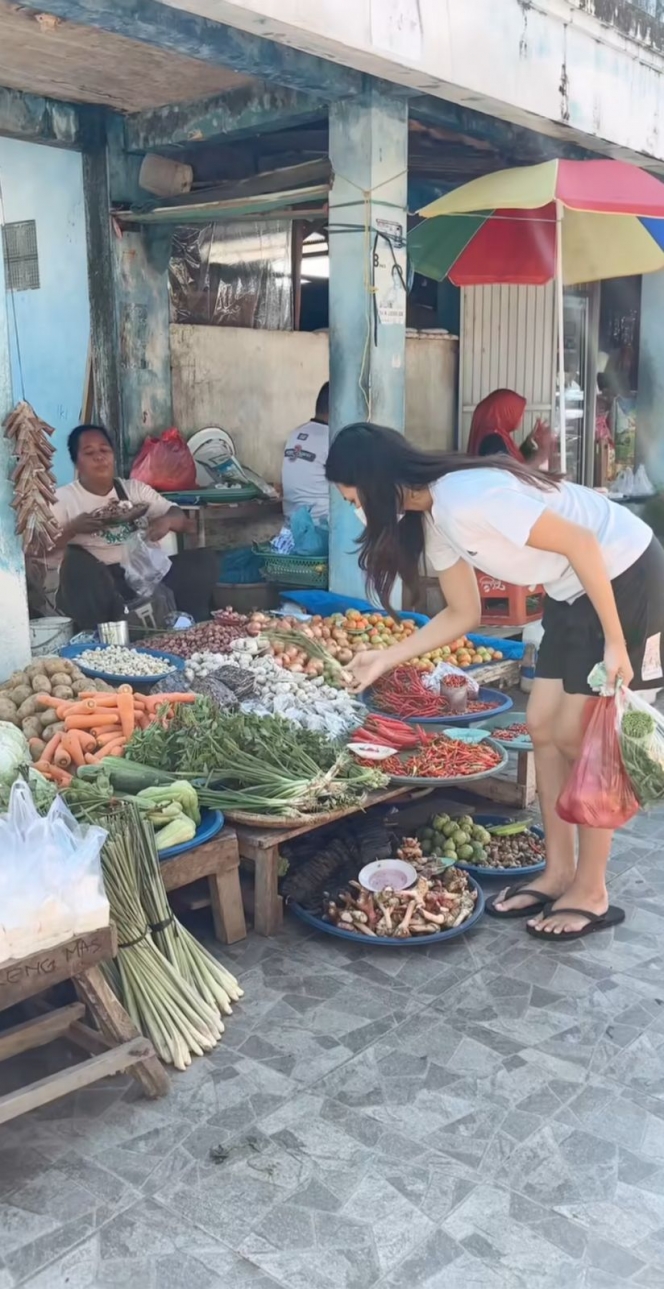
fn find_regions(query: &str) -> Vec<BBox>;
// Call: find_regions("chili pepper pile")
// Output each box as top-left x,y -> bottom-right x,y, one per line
492,722 -> 530,743
372,666 -> 500,720
352,713 -> 433,750
357,735 -> 503,780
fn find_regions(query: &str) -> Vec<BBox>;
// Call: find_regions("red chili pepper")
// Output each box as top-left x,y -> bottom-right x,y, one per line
358,734 -> 502,779
372,666 -> 500,721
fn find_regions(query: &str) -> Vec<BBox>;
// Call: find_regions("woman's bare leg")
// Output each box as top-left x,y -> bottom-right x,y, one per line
529,689 -> 613,934
492,679 -> 577,913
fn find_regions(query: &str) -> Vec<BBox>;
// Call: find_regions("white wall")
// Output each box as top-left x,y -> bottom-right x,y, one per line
170,325 -> 458,482
163,0 -> 664,165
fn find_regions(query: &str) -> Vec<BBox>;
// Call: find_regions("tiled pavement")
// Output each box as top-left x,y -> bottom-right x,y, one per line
3,813 -> 664,1287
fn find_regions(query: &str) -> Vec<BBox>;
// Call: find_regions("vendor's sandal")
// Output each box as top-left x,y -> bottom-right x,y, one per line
486,886 -> 553,920
526,905 -> 625,942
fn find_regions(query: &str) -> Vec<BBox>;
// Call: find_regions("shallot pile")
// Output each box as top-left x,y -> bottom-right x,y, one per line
184,641 -> 361,737
150,611 -> 249,659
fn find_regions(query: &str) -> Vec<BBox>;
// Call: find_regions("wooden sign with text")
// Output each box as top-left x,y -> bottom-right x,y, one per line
0,926 -> 116,1011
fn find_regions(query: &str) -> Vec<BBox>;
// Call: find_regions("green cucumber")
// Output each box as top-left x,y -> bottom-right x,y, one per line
76,758 -> 177,794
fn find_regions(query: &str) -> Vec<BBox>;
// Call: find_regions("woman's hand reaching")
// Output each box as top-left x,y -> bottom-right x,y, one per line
346,649 -> 391,694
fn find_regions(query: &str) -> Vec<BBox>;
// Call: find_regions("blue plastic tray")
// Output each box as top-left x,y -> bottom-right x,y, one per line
455,814 -> 545,878
366,686 -> 513,727
287,875 -> 485,947
158,808 -> 224,860
482,712 -> 533,752
59,642 -> 185,687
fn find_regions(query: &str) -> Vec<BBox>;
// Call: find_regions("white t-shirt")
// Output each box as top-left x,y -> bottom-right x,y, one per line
52,479 -> 171,566
282,420 -> 329,521
425,469 -> 652,602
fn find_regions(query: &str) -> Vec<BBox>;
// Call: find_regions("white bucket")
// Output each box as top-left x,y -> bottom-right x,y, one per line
29,616 -> 73,657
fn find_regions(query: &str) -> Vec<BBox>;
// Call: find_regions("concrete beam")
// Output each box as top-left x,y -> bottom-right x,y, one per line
0,86 -> 78,147
24,0 -> 361,100
125,83 -> 325,152
410,95 -> 592,165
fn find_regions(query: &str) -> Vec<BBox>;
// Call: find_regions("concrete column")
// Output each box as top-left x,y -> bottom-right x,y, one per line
0,251 -> 31,676
82,111 -> 172,469
328,86 -> 408,600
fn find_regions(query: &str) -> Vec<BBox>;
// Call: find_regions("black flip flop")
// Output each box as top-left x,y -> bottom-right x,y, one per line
526,905 -> 625,942
486,885 -> 553,920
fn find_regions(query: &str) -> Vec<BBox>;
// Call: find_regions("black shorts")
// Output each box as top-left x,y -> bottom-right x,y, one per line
536,537 -> 664,696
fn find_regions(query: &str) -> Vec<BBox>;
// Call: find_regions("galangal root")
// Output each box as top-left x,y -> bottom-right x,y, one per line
325,868 -> 476,939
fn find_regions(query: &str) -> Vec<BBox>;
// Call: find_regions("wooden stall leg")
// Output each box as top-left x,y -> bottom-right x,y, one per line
238,840 -> 283,937
517,749 -> 538,808
74,966 -> 169,1099
209,868 -> 247,945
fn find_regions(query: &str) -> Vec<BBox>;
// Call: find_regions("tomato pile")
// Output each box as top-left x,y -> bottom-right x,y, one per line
358,736 -> 503,780
249,610 -> 502,671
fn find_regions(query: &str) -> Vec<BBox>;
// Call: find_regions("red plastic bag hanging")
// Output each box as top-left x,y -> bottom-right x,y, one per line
556,696 -> 639,829
130,428 -> 196,492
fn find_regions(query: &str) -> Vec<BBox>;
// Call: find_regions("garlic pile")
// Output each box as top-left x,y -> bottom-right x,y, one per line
184,641 -> 362,738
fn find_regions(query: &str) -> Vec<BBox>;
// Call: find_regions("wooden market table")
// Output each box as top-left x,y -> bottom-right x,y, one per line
159,826 -> 247,945
234,786 -> 416,937
162,494 -> 283,549
0,926 -> 168,1126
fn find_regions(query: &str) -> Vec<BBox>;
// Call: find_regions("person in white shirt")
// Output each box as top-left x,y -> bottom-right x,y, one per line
282,383 -> 329,522
326,422 -> 664,944
51,424 -> 217,628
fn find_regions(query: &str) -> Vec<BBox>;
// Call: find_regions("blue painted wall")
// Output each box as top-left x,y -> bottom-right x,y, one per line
0,136 -> 90,484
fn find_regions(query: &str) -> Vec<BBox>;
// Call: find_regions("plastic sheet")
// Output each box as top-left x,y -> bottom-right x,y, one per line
170,221 -> 293,328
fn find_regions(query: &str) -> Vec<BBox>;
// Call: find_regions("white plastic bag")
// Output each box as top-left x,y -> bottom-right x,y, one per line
422,661 -> 480,697
0,781 -> 108,963
124,534 -> 172,598
615,686 -> 664,808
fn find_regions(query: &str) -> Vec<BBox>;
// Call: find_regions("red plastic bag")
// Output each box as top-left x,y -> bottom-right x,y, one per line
556,696 -> 639,829
130,428 -> 196,491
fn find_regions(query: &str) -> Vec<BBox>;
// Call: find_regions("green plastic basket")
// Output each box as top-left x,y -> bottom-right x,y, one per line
257,546 -> 328,589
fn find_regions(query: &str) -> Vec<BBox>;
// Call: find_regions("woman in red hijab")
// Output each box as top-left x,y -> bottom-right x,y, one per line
468,389 -> 551,469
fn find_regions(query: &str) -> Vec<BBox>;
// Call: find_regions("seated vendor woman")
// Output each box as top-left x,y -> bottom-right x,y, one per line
51,424 -> 217,630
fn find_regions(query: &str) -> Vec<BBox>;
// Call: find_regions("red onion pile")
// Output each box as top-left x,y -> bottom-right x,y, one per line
150,614 -> 249,659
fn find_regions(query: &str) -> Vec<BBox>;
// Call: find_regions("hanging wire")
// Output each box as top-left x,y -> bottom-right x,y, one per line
0,167 -> 26,401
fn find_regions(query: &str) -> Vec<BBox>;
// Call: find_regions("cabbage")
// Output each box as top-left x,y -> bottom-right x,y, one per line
0,722 -> 30,787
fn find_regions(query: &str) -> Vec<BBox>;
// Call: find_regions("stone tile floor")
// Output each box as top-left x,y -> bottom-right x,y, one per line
3,810 -> 664,1287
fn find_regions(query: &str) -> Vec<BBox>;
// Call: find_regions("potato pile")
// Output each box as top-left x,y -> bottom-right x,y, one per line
0,657 -> 114,758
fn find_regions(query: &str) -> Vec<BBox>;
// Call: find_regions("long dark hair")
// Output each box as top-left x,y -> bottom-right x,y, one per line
325,422 -> 558,609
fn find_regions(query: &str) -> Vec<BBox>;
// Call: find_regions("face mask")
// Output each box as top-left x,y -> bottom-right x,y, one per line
354,505 -> 367,526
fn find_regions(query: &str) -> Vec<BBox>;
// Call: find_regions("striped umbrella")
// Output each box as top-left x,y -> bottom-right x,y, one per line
410,159 -> 664,469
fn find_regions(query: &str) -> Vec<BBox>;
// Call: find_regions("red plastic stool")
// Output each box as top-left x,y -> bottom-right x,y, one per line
476,572 -> 544,627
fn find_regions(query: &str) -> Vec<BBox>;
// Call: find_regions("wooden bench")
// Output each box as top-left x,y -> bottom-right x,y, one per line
160,827 -> 247,945
0,926 -> 168,1126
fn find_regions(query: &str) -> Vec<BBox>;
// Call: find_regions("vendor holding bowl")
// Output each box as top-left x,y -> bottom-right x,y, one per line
51,424 -> 218,630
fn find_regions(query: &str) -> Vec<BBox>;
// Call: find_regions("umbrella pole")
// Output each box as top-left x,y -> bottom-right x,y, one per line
555,200 -> 567,474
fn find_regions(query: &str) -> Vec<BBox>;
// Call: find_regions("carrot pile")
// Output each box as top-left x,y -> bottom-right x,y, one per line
32,687 -> 195,787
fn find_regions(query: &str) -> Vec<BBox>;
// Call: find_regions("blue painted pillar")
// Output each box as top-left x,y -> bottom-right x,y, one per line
0,248 -> 31,675
328,86 -> 408,601
637,270 -> 664,487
